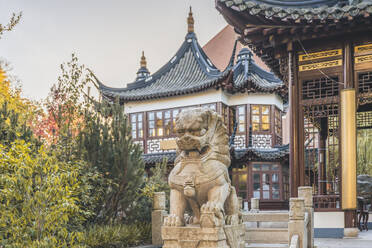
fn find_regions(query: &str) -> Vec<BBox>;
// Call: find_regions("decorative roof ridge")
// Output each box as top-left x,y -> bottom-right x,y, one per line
219,0 -> 372,21
119,69 -> 230,101
249,62 -> 282,83
188,32 -> 221,76
233,48 -> 282,84
220,0 -> 355,9
96,23 -> 222,95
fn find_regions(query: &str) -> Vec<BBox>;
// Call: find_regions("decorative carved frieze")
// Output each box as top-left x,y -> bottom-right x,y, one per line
147,138 -> 176,153
252,134 -> 271,148
233,135 -> 246,149
299,49 -> 342,62
355,54 -> 372,64
299,59 -> 342,72
355,44 -> 372,54
289,198 -> 305,221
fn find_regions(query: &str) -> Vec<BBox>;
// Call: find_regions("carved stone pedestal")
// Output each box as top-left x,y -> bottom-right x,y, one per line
162,224 -> 244,248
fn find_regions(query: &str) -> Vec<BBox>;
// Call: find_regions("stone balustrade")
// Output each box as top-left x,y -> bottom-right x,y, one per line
298,186 -> 314,248
152,192 -> 167,246
289,234 -> 300,248
152,187 -> 314,248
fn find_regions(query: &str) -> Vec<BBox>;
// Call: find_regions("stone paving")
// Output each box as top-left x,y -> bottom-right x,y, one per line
315,231 -> 372,248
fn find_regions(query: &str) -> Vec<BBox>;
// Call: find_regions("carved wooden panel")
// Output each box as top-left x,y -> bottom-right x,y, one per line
252,134 -> 272,148
233,135 -> 246,149
147,139 -> 161,153
358,72 -> 372,94
302,77 -> 339,101
357,111 -> 372,129
358,72 -> 372,105
147,138 -> 176,154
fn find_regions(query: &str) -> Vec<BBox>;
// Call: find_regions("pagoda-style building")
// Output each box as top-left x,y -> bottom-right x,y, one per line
95,9 -> 290,210
216,0 -> 372,237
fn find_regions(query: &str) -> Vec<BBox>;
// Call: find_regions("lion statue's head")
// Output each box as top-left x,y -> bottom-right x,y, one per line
174,108 -> 230,167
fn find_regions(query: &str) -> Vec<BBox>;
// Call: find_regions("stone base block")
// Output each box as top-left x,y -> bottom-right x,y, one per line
343,228 -> 359,238
162,224 -> 245,248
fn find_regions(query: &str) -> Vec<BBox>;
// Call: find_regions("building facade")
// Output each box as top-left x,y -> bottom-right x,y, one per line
96,9 -> 290,210
216,0 -> 372,237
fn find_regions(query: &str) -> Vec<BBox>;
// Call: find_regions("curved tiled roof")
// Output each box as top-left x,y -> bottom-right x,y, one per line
233,48 -> 284,93
97,32 -> 227,101
218,0 -> 371,22
233,144 -> 289,162
142,152 -> 177,166
95,20 -> 286,101
141,144 -> 289,166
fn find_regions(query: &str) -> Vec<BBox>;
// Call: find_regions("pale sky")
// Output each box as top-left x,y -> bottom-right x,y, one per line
0,0 -> 227,100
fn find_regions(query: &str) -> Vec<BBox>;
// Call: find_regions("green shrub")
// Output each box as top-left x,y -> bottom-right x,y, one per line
83,223 -> 151,248
0,141 -> 86,247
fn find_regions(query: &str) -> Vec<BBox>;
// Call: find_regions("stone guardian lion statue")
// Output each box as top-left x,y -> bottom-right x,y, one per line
164,108 -> 240,228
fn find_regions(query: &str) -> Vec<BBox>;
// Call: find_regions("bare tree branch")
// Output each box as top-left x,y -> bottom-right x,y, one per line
0,12 -> 22,39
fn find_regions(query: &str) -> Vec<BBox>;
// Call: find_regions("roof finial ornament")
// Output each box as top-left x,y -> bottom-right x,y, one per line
187,6 -> 194,33
140,51 -> 147,68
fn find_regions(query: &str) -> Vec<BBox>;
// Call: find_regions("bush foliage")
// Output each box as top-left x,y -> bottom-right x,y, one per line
0,141 -> 85,247
83,223 -> 151,248
0,55 -> 154,246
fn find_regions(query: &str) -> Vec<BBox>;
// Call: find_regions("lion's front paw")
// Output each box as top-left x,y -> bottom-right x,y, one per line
201,202 -> 224,218
200,202 -> 224,228
164,214 -> 183,226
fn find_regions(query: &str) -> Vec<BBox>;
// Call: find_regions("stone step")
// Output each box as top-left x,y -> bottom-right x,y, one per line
245,228 -> 288,244
245,243 -> 288,248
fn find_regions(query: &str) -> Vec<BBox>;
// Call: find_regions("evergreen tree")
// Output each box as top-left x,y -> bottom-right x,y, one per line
78,100 -> 145,224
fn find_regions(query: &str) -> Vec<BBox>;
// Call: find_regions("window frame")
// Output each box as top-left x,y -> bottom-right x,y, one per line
129,112 -> 144,140
235,105 -> 247,134
249,162 -> 283,201
251,105 -> 271,133
146,103 -> 217,138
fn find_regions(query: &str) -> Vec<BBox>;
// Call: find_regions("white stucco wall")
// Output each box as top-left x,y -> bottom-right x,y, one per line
124,89 -> 284,114
224,92 -> 284,111
124,89 -> 224,114
314,212 -> 345,228
282,111 -> 290,145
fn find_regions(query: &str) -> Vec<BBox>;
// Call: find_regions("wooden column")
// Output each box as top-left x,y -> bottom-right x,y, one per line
289,48 -> 305,197
342,42 -> 357,231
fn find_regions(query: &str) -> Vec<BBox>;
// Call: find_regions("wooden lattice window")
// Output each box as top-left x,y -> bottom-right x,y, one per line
251,105 -> 270,132
302,77 -> 339,100
357,111 -> 372,129
358,72 -> 372,94
130,113 -> 143,139
148,109 -> 180,137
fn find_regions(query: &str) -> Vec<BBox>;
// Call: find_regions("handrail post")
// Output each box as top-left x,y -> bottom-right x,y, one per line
298,186 -> 314,248
152,192 -> 167,246
238,197 -> 243,211
250,198 -> 259,213
289,198 -> 306,248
